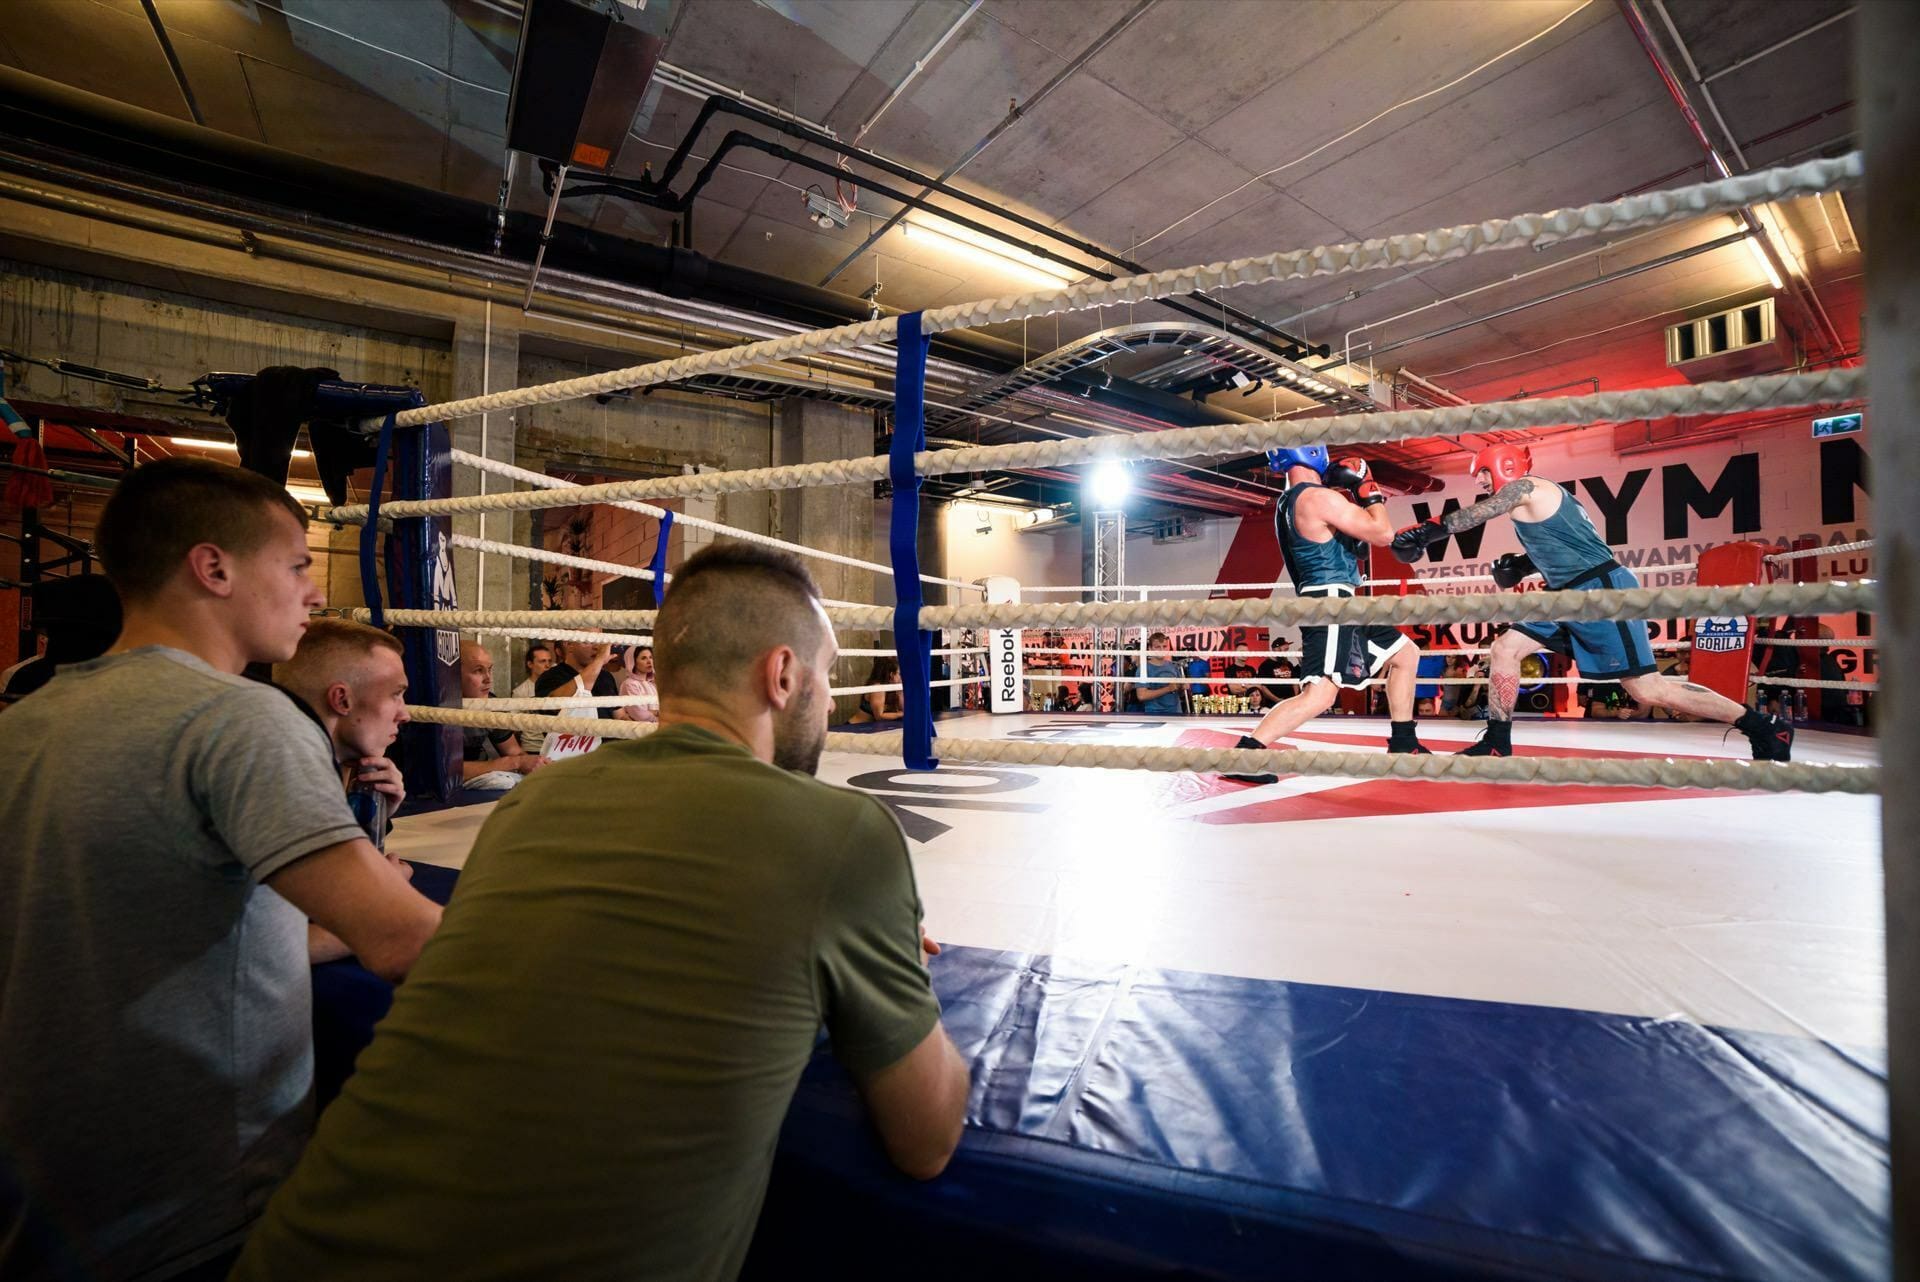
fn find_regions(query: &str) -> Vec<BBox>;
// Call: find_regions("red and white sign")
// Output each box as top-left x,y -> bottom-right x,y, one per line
542,732 -> 602,761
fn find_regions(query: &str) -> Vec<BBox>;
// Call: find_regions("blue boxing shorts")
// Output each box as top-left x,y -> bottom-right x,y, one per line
1511,562 -> 1657,680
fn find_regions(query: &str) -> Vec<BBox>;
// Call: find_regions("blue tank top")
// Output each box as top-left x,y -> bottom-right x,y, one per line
1274,483 -> 1360,590
1512,480 -> 1615,587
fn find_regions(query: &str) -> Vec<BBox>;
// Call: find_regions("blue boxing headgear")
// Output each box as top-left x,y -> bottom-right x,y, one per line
1266,445 -> 1330,475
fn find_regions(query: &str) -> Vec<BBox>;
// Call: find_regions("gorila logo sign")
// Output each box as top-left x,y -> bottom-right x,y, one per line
1692,617 -> 1749,654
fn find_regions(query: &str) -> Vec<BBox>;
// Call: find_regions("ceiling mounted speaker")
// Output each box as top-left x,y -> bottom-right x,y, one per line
507,0 -> 666,172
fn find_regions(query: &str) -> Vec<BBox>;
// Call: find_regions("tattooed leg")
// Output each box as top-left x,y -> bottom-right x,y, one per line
1619,673 -> 1747,723
1490,671 -> 1520,721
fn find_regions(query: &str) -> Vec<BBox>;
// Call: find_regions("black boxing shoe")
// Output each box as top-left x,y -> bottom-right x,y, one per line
1387,721 -> 1430,755
1735,709 -> 1795,762
1458,721 -> 1512,757
1222,733 -> 1279,785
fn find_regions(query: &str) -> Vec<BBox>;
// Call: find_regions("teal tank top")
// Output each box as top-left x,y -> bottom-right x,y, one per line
1275,483 -> 1360,590
1512,481 -> 1615,587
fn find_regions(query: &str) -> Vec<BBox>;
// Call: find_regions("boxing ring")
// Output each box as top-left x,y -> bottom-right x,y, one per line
307,150 -> 1889,1279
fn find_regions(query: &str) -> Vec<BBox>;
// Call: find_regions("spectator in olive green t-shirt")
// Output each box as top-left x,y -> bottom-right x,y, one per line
233,542 -> 969,1282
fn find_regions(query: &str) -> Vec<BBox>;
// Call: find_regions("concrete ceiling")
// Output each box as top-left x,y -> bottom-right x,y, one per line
0,0 -> 1864,496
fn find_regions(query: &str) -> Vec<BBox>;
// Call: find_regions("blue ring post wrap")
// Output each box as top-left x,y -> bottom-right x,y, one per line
891,312 -> 938,771
649,511 -> 674,607
358,412 -> 397,629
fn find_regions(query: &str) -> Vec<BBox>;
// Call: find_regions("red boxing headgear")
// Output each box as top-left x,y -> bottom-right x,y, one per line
1470,444 -> 1532,486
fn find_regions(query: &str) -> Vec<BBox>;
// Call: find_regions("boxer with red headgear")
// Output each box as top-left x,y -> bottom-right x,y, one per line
1390,442 -> 1793,759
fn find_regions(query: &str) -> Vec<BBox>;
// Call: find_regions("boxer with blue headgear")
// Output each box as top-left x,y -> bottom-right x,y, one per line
1222,444 -> 1429,781
1265,445 -> 1330,476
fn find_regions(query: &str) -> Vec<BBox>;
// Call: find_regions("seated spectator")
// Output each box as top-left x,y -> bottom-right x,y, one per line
1414,652 -> 1447,717
849,656 -> 903,723
1454,660 -> 1489,719
535,638 -> 620,719
512,642 -> 556,754
1057,683 -> 1086,713
1251,642 -> 1290,711
274,619 -> 418,961
616,644 -> 660,723
512,643 -> 555,699
1225,644 -> 1258,704
1436,654 -> 1466,716
231,541 -> 966,1282
1,457 -> 439,1282
0,573 -> 122,707
1139,632 -> 1186,716
460,640 -> 542,785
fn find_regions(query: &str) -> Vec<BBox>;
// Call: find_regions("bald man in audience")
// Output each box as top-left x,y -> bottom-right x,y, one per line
459,640 -> 542,783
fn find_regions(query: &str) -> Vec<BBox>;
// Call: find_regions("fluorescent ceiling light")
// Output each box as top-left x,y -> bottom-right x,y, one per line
1744,234 -> 1784,291
286,485 -> 333,504
171,436 -> 310,458
900,213 -> 1078,288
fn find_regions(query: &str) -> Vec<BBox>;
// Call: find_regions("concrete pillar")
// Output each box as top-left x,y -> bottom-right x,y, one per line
450,300 -> 520,686
774,398 -> 877,607
1863,2 -> 1918,1272
775,399 -> 878,712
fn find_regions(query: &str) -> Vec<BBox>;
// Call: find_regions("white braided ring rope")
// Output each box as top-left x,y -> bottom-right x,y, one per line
357,579 -> 1870,636
447,534 -> 861,610
381,154 -> 1859,429
451,450 -> 977,592
336,367 -> 1863,521
1754,676 -> 1876,690
1764,538 -> 1874,563
1022,575 -> 1502,593
465,624 -> 653,646
475,696 -> 658,710
453,534 -> 657,582
403,706 -> 1877,795
1757,636 -> 1876,648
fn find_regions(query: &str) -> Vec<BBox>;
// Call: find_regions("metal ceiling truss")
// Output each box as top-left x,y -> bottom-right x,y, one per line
927,322 -> 1363,431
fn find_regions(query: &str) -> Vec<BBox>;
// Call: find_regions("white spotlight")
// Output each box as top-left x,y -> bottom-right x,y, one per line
1088,460 -> 1131,508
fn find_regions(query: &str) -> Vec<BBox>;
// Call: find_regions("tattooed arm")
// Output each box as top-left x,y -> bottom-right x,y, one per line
1440,479 -> 1535,534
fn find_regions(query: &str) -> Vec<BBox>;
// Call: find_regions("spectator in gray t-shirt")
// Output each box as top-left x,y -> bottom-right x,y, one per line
0,458 -> 443,1282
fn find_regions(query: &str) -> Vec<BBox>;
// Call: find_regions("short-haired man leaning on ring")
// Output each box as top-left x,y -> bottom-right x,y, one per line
232,540 -> 969,1282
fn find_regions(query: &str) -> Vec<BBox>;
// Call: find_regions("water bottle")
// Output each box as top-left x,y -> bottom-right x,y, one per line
347,773 -> 392,853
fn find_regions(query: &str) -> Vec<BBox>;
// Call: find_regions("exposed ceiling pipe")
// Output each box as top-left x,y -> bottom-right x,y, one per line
1615,0 -> 1848,362
522,163 -> 568,310
1700,6 -> 1854,84
136,0 -> 203,127
1606,99 -> 1855,198
632,92 -> 1321,358
851,0 -> 982,144
820,0 -> 1156,288
1363,228 -> 1753,361
1342,221 -> 1692,370
0,67 -> 1296,514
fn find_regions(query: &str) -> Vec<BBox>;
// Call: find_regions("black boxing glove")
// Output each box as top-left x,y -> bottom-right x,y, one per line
1325,456 -> 1386,508
1490,551 -> 1537,590
1390,519 -> 1445,564
1323,458 -> 1365,490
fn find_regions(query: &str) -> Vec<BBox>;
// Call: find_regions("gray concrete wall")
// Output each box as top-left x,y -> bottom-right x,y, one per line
0,258 -> 451,607
0,253 -> 896,703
